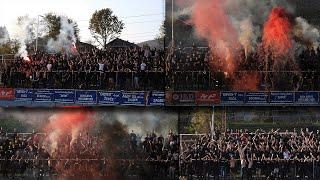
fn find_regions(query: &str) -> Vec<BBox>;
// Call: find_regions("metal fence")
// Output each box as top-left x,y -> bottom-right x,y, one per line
167,70 -> 320,91
179,159 -> 318,179
0,70 -> 165,91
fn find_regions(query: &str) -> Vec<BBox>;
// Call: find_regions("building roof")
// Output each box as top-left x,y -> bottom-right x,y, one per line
106,38 -> 139,48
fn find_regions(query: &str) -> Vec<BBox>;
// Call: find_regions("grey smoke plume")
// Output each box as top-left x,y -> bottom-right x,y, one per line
46,16 -> 77,54
0,26 -> 10,45
95,108 -> 178,138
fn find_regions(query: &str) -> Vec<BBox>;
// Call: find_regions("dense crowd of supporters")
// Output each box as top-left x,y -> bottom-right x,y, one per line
0,127 -> 178,179
167,45 -> 320,91
0,46 -> 165,90
180,128 -> 320,179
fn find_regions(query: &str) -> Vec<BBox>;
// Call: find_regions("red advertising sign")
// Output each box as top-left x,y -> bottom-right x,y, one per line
0,88 -> 15,100
196,91 -> 220,105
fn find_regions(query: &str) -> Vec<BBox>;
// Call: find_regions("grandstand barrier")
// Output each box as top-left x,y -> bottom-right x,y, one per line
0,88 -> 165,107
0,89 -> 320,106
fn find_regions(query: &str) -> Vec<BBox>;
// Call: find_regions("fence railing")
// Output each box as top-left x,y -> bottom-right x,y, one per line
179,159 -> 318,178
0,71 -> 165,91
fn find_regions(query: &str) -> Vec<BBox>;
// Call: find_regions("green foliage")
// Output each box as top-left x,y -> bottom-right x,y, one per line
0,118 -> 31,133
156,20 -> 165,46
89,8 -> 124,49
186,109 -> 211,134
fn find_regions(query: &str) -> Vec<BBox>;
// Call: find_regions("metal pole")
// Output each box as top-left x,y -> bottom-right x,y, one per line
36,15 -> 39,52
211,106 -> 215,140
171,0 -> 174,42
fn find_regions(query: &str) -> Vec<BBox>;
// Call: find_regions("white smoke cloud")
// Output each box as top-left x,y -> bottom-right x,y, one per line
294,17 -> 320,49
13,16 -> 36,61
238,18 -> 258,57
46,16 -> 77,54
0,26 -> 10,45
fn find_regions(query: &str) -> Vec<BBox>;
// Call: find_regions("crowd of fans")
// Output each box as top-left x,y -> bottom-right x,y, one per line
0,127 -> 178,179
167,45 -> 320,91
0,46 -> 165,90
180,128 -> 320,179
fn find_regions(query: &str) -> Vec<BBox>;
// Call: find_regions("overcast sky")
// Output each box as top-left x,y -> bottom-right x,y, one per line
0,0 -> 165,43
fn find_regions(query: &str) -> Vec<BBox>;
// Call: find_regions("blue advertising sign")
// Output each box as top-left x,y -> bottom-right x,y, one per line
34,90 -> 54,102
245,92 -> 269,104
221,92 -> 245,104
98,91 -> 121,105
75,90 -> 97,104
121,92 -> 146,105
148,91 -> 165,106
54,90 -> 75,103
15,89 -> 34,101
295,92 -> 319,104
270,92 -> 294,104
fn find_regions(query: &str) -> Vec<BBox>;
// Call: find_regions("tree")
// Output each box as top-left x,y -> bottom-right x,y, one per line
44,13 -> 80,41
89,8 -> 124,49
156,20 -> 165,48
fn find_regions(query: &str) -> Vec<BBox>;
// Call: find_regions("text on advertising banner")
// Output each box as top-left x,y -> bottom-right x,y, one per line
121,92 -> 146,105
171,92 -> 195,105
221,92 -> 245,104
148,92 -> 165,106
34,90 -> 54,102
295,92 -> 319,104
54,90 -> 75,103
75,90 -> 97,104
15,89 -> 34,101
98,91 -> 121,105
0,88 -> 15,100
245,92 -> 269,104
196,91 -> 220,105
270,92 -> 294,104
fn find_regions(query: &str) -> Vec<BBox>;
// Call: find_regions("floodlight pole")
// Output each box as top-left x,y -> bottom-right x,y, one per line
211,106 -> 215,140
171,0 -> 174,43
36,15 -> 44,52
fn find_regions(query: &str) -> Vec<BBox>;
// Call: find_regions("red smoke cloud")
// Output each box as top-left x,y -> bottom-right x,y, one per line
43,109 -> 95,154
263,7 -> 293,57
44,110 -> 93,136
191,0 -> 239,74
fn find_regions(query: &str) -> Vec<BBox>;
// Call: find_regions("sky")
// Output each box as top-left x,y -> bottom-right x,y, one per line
0,0 -> 165,44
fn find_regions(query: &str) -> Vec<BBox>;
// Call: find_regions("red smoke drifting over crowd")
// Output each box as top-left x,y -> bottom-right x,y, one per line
263,7 -> 293,57
191,0 -> 239,74
43,109 -> 95,153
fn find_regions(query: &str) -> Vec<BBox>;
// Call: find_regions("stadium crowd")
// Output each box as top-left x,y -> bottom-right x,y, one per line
0,46 -> 165,90
180,128 -> 320,179
0,127 -> 178,179
167,45 -> 320,91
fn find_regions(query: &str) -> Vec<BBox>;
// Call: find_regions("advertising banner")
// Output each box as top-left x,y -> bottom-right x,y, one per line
169,92 -> 195,105
270,92 -> 294,104
196,91 -> 220,105
121,92 -> 146,105
245,92 -> 269,104
34,90 -> 54,102
75,90 -> 97,104
221,92 -> 245,104
0,88 -> 14,100
295,92 -> 318,104
15,89 -> 34,101
147,91 -> 165,106
54,90 -> 75,103
98,91 -> 122,105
